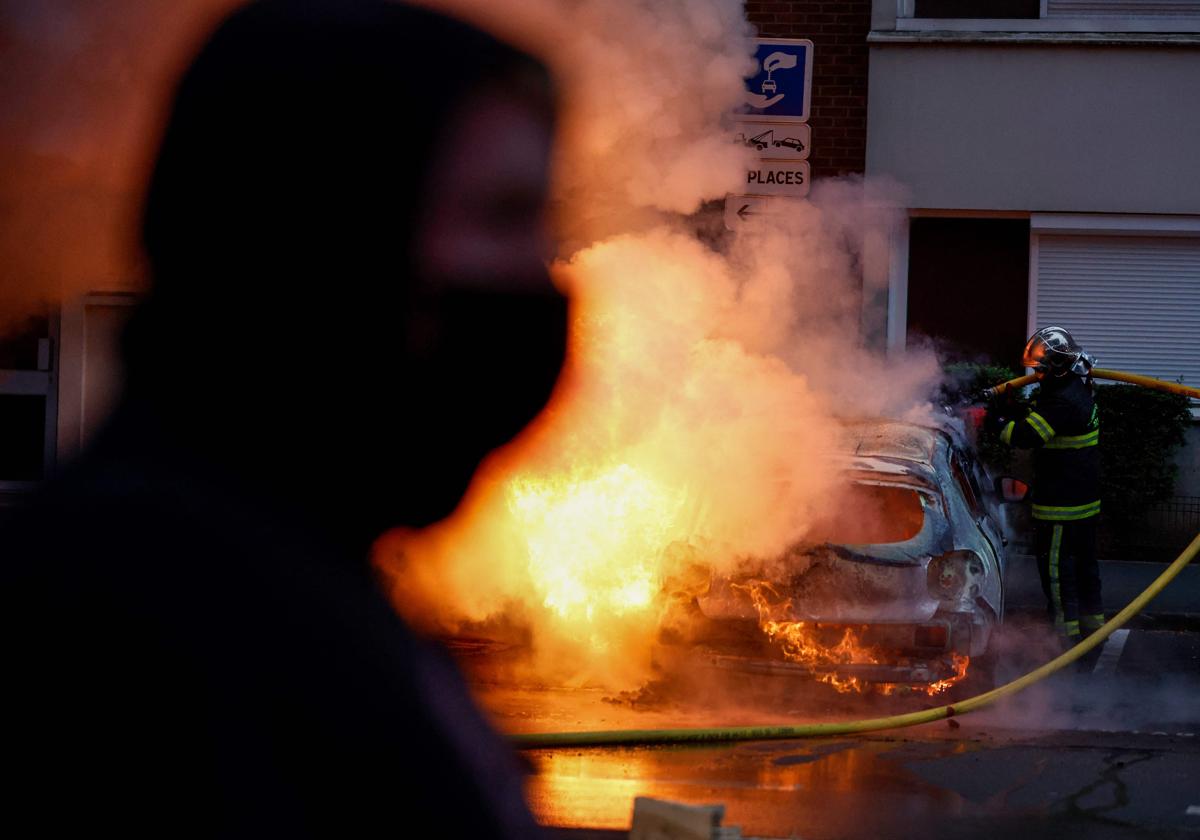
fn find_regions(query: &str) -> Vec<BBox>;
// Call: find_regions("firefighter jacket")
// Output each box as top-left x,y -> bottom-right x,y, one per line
1000,374 -> 1100,521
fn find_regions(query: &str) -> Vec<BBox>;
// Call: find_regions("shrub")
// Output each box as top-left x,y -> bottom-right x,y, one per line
1095,384 -> 1192,529
942,362 -> 1028,470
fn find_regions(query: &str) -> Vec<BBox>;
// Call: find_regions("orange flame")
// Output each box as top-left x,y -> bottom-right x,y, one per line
735,581 -> 970,696
505,463 -> 686,652
380,229 -> 854,689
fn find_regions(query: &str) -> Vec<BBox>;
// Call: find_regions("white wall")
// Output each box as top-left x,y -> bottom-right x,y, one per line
56,294 -> 138,467
866,44 -> 1200,214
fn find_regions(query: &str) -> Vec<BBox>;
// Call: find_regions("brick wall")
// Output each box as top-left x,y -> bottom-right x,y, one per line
744,1 -> 871,179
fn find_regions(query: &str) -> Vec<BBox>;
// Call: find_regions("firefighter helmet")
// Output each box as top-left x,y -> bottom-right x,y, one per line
1023,326 -> 1094,376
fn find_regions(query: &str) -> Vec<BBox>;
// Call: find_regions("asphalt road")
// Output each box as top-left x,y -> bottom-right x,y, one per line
1004,552 -> 1200,629
531,726 -> 1199,840
462,566 -> 1200,839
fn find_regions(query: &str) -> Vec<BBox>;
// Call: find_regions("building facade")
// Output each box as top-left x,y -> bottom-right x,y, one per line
865,0 -> 1200,491
867,1 -> 1200,371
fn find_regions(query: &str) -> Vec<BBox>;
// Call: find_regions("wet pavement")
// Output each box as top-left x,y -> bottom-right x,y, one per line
1005,552 -> 1200,629
530,728 -> 1199,839
464,615 -> 1200,838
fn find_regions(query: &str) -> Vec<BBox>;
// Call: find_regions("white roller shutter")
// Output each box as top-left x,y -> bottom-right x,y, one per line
1034,234 -> 1200,387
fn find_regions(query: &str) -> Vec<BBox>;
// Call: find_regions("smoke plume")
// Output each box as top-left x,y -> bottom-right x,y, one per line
2,0 -> 943,691
382,0 -> 941,689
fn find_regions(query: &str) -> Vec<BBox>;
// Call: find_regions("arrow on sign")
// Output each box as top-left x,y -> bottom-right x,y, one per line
724,194 -> 774,230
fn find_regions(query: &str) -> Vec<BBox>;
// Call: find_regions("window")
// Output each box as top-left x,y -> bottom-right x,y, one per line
808,483 -> 927,545
950,453 -> 984,517
0,308 -> 55,488
1046,1 -> 1200,15
914,0 -> 1039,18
0,395 -> 47,481
891,0 -> 1200,32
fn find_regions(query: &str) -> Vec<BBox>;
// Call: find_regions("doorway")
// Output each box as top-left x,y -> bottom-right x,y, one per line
906,217 -> 1030,369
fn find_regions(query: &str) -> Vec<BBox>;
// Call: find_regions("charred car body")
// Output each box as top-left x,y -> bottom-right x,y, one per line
685,418 -> 1011,691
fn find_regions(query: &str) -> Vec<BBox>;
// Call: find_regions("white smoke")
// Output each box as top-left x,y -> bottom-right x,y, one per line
387,0 -> 942,688
0,0 -> 944,690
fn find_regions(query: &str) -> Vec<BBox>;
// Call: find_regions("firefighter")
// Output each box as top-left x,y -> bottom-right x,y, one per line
989,326 -> 1102,650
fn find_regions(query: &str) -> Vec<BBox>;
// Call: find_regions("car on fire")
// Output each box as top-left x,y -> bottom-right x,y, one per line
676,416 -> 1018,695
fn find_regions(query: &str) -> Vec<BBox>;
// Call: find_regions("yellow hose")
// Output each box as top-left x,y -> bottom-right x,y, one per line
988,368 -> 1200,400
986,373 -> 1038,397
1091,368 -> 1200,399
512,369 -> 1200,750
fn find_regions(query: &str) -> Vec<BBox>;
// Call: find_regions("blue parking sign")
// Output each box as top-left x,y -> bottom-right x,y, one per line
738,38 -> 813,122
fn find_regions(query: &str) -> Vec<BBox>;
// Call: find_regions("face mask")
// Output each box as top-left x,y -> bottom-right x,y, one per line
388,279 -> 569,526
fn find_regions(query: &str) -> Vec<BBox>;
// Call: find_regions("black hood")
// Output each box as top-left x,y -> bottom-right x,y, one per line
115,0 -> 567,553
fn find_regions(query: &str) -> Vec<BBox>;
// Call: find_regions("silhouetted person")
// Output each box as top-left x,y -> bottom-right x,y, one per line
3,1 -> 566,835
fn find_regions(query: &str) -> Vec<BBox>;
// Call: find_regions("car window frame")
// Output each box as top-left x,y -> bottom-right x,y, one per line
949,448 -> 985,518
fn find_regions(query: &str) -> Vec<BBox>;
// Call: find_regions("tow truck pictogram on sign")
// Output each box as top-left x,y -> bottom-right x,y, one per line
732,123 -> 810,160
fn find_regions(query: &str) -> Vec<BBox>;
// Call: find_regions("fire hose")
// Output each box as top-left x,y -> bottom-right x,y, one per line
512,368 -> 1200,749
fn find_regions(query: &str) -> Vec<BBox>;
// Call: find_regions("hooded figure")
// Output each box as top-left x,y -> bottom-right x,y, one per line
3,1 -> 565,835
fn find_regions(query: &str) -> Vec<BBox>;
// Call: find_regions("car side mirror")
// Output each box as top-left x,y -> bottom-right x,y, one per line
997,477 -> 1030,503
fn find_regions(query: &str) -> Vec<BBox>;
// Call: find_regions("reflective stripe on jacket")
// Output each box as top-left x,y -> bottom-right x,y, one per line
1000,374 -> 1100,521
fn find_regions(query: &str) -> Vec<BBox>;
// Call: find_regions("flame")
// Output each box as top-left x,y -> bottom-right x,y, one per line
927,654 -> 972,695
374,2 -> 939,694
736,581 -> 971,696
381,226 -> 858,689
506,463 -> 687,651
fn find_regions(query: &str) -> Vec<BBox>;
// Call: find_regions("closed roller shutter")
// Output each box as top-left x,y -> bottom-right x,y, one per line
1035,234 -> 1200,387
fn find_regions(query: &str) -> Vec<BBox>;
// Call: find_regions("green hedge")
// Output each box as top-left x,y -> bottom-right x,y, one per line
942,362 -> 1025,470
1095,384 -> 1192,529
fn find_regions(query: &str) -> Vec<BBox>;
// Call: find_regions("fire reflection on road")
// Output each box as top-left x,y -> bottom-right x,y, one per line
523,737 -> 970,836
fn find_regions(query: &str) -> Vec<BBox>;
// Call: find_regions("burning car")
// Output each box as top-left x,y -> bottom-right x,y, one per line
676,417 -> 1013,695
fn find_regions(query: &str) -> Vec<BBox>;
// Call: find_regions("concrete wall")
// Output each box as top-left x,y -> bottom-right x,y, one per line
866,43 -> 1200,213
55,293 -> 139,470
